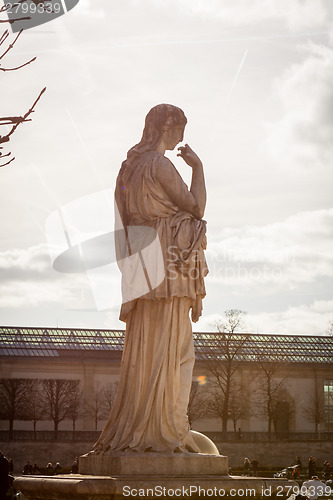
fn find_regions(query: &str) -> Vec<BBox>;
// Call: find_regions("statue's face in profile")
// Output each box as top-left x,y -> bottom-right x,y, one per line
163,124 -> 185,150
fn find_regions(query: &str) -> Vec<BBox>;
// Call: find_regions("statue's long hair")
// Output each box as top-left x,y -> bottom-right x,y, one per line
115,104 -> 187,254
116,104 -> 187,190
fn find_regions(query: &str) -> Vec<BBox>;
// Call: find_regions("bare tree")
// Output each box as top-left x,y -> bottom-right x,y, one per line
0,378 -> 33,439
0,2 -> 30,26
204,382 -> 249,433
187,382 -> 209,428
100,382 -> 117,419
42,379 -> 80,439
197,309 -> 248,437
205,389 -> 224,428
22,380 -> 46,439
67,387 -> 84,440
326,320 -> 333,337
83,386 -> 107,431
301,377 -> 326,437
252,361 -> 288,438
228,382 -> 250,432
0,27 -> 45,167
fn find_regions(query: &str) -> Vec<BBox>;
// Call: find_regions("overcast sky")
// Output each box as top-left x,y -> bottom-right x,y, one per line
1,0 -> 333,335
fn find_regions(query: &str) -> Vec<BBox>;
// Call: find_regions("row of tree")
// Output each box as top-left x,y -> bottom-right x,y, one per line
0,378 -> 117,439
0,311 -> 327,439
189,310 -> 327,438
189,370 -> 326,437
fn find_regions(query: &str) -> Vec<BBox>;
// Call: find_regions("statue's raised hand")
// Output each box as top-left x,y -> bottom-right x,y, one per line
177,143 -> 202,169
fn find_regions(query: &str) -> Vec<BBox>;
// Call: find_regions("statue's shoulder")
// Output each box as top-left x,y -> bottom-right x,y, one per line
143,151 -> 175,175
143,150 -> 172,165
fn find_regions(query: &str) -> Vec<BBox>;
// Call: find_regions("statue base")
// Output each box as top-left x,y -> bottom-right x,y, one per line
79,451 -> 228,476
14,474 -> 299,500
14,437 -> 297,499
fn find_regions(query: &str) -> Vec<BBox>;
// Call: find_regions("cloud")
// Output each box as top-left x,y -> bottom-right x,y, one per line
193,208 -> 333,335
247,301 -> 333,335
0,245 -> 92,309
1,211 -> 332,336
141,0 -> 329,30
206,208 -> 333,287
267,43 -> 333,169
196,299 -> 333,335
311,299 -> 333,313
0,245 -> 51,281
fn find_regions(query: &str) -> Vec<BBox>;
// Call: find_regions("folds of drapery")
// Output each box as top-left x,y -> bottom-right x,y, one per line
95,151 -> 208,453
114,152 -> 208,323
94,297 -> 199,453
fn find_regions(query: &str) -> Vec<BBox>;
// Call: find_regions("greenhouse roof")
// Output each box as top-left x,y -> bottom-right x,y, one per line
194,331 -> 333,364
0,326 -> 332,364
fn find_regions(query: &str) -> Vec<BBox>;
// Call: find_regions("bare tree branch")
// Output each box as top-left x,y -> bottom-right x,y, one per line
0,56 -> 36,71
0,29 -> 22,60
42,379 -> 81,439
326,319 -> 333,336
252,358 -> 289,437
301,376 -> 326,437
205,382 -> 250,433
22,381 -> 46,439
67,388 -> 84,437
187,382 -> 210,427
83,386 -> 107,431
100,382 -> 117,419
0,30 -> 36,71
197,309 -> 248,436
0,154 -> 15,167
2,86 -> 46,142
0,1 -> 30,24
0,150 -> 11,158
0,378 -> 34,439
228,382 -> 250,432
0,30 -> 10,45
0,27 -> 46,167
0,116 -> 31,125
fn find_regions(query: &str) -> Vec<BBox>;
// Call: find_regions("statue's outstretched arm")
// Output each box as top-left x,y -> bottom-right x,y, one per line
155,157 -> 202,219
177,144 -> 206,219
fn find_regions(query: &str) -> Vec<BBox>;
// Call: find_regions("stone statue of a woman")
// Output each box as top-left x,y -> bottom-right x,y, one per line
94,104 -> 208,454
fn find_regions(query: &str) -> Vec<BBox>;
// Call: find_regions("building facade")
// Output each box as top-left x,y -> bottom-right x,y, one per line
0,326 -> 332,437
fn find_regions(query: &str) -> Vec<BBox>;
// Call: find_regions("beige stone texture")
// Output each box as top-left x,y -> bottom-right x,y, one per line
14,474 -> 300,500
79,452 -> 228,476
95,105 -> 208,455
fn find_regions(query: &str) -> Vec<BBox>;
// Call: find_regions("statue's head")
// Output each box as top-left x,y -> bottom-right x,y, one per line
144,104 -> 187,151
126,104 -> 187,164
143,104 -> 187,144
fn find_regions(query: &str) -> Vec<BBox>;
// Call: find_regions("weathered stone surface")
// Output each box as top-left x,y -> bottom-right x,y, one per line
79,451 -> 228,476
14,474 -> 299,500
95,105 -> 208,455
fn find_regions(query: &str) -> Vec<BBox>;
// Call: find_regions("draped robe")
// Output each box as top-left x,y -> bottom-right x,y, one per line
94,151 -> 208,453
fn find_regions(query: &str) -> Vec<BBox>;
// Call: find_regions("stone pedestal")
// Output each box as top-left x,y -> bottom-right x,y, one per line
79,451 -> 228,476
14,445 -> 298,499
14,474 -> 299,500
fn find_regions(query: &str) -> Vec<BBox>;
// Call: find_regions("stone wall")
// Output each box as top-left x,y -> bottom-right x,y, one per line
1,440 -> 332,475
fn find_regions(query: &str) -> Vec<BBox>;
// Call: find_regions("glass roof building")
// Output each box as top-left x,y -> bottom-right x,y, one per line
0,326 -> 125,359
1,326 -> 332,364
1,326 -> 332,435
